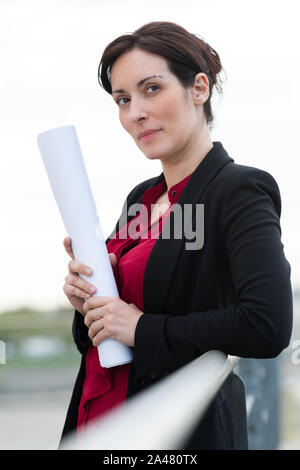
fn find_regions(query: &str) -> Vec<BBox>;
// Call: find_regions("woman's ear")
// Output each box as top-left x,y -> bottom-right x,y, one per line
192,73 -> 210,105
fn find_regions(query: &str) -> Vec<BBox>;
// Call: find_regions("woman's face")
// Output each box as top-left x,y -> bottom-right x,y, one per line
110,48 -> 206,163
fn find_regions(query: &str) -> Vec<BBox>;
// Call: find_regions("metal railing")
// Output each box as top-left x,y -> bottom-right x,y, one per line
60,350 -> 240,450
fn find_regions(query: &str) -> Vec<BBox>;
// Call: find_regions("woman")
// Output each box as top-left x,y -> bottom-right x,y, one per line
59,21 -> 293,450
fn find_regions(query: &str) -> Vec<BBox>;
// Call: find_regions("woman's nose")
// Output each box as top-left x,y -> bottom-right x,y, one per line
129,98 -> 148,122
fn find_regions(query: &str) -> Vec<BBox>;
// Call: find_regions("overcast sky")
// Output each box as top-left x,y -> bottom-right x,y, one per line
1,0 -> 299,312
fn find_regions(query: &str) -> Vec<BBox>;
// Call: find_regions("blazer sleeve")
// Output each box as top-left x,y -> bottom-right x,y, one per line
133,169 -> 293,379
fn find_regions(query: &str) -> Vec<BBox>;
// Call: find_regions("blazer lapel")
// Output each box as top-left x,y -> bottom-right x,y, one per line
143,141 -> 234,314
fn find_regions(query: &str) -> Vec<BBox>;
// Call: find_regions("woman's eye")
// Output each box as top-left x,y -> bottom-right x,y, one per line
147,85 -> 159,93
117,97 -> 129,106
116,85 -> 159,106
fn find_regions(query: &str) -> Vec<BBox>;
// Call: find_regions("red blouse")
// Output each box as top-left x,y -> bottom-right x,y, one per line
77,171 -> 193,435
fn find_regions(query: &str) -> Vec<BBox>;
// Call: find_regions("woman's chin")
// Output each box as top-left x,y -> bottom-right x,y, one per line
144,152 -> 162,160
142,146 -> 170,161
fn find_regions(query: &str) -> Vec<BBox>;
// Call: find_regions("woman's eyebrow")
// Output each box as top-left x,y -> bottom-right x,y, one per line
112,75 -> 164,94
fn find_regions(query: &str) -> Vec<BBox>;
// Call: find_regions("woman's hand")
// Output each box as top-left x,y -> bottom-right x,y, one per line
83,296 -> 144,348
62,236 -> 117,316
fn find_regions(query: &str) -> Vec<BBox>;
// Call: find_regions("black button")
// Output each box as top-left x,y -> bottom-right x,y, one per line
171,190 -> 177,196
149,370 -> 158,379
139,378 -> 146,385
162,370 -> 169,376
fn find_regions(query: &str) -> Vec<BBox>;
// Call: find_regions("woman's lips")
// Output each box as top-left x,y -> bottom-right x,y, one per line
139,129 -> 161,142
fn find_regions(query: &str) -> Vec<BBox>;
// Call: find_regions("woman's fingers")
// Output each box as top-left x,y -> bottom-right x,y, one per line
64,259 -> 96,300
87,318 -> 106,344
65,273 -> 97,297
68,259 -> 93,277
63,282 -> 93,300
109,252 -> 117,269
63,237 -> 74,259
63,242 -> 117,304
65,239 -> 117,271
86,315 -> 103,333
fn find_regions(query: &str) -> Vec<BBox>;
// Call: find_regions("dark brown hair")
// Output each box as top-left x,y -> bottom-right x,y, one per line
98,21 -> 224,127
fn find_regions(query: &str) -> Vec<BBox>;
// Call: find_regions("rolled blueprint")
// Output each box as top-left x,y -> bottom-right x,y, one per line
37,125 -> 133,368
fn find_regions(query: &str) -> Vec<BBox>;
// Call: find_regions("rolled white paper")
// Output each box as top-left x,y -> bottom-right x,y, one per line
37,125 -> 133,368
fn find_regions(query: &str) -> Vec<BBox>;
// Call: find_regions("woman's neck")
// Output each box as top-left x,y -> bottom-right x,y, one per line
161,125 -> 213,192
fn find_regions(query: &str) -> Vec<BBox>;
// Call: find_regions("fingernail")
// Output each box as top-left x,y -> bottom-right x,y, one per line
85,268 -> 92,275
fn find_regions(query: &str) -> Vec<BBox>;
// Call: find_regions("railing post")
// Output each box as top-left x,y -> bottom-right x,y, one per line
237,357 -> 279,450
0,339 -> 6,365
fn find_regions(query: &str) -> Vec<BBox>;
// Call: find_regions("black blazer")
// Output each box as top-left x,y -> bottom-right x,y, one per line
59,142 -> 293,450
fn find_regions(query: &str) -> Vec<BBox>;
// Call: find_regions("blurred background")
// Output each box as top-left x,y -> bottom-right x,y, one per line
0,0 -> 299,449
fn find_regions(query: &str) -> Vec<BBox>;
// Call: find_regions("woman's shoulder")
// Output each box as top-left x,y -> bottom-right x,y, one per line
214,161 -> 282,219
216,160 -> 281,195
